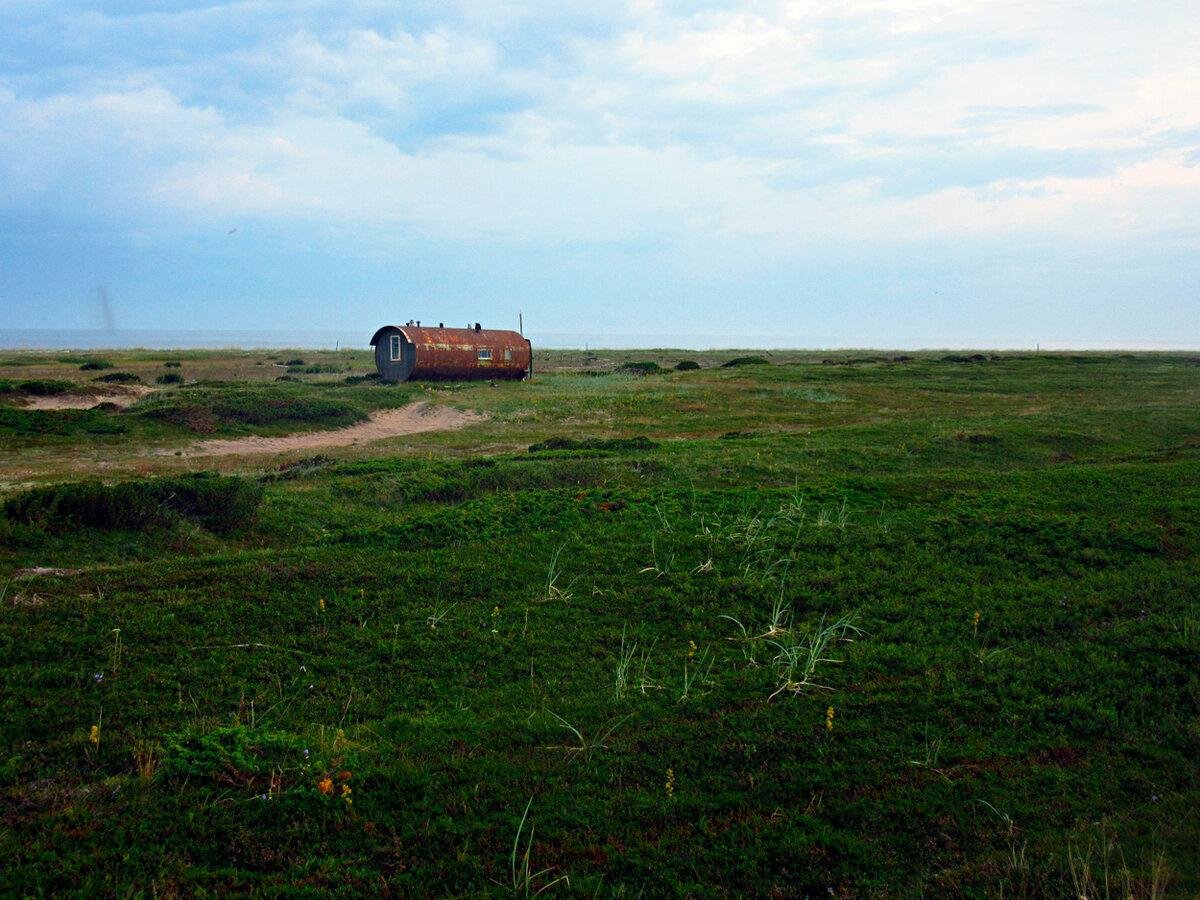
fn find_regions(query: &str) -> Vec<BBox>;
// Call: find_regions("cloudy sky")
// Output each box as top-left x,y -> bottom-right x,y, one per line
1,1 -> 1197,347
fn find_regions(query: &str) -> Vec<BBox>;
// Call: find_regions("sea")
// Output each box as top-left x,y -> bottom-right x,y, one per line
0,329 -> 1195,352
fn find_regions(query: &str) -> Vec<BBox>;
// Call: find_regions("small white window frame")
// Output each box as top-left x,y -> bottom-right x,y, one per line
477,348 -> 492,361
389,334 -> 402,361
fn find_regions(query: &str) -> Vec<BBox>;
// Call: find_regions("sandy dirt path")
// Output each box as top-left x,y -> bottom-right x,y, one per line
157,402 -> 485,458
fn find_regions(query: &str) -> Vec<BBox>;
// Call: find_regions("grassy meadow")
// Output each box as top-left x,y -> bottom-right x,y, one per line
0,348 -> 1197,895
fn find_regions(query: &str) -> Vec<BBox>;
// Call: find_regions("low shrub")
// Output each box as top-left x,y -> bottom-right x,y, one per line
940,353 -> 996,363
288,364 -> 343,374
3,472 -> 264,534
0,407 -> 127,436
79,360 -> 114,371
0,379 -> 74,396
163,361 -> 182,368
93,372 -> 142,384
162,725 -> 311,788
156,372 -> 184,385
721,356 -> 770,368
343,373 -> 381,385
528,436 -> 658,453
284,358 -> 306,366
133,386 -> 367,433
675,360 -> 701,371
615,361 -> 663,375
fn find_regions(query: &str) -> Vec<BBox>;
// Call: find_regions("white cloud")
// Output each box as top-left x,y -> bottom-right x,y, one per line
1,0 -> 1198,250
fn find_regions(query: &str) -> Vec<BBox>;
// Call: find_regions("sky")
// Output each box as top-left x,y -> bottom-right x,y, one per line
0,0 -> 1198,348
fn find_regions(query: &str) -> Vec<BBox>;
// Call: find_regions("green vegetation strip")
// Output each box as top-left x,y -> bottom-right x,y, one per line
0,353 -> 1196,894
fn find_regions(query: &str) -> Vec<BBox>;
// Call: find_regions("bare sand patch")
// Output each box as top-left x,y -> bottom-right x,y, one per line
22,385 -> 155,410
158,402 -> 485,458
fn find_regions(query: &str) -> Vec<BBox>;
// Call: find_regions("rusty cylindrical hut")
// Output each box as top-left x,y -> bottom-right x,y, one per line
369,324 -> 532,382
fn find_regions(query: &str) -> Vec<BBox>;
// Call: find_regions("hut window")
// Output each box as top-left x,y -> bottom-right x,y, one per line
389,335 -> 402,361
504,349 -> 513,361
477,348 -> 492,361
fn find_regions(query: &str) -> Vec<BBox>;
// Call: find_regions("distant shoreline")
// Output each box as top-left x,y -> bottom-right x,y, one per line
1,329 -> 1196,352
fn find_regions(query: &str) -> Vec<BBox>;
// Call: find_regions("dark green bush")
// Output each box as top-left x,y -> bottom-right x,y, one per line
0,407 -> 127,436
79,360 -> 113,371
3,472 -> 264,534
0,379 -> 74,396
162,725 -> 312,787
288,364 -> 342,374
615,361 -> 663,375
163,361 -> 182,368
284,358 -> 306,366
675,360 -> 701,371
133,386 -> 366,433
528,436 -> 658,453
93,372 -> 142,384
156,372 -> 184,385
720,356 -> 770,368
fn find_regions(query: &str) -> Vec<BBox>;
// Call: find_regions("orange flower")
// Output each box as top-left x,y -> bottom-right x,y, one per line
318,777 -> 333,795
338,770 -> 352,782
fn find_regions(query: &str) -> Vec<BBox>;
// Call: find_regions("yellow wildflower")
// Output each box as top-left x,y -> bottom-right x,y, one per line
89,724 -> 100,745
341,783 -> 353,806
687,640 -> 697,659
319,598 -> 326,612
826,706 -> 835,732
665,767 -> 675,798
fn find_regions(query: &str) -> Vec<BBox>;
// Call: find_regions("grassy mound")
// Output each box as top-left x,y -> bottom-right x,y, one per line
0,379 -> 75,396
0,407 -> 127,436
92,372 -> 143,384
615,361 -> 664,375
132,385 -> 368,434
528,436 -> 659,453
3,472 -> 263,534
721,355 -> 770,368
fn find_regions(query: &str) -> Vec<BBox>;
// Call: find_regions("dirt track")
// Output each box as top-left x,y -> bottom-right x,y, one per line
158,402 -> 485,458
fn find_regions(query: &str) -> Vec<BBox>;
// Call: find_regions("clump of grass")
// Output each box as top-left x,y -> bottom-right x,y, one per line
284,358 -> 306,366
92,372 -> 142,384
79,360 -> 114,371
3,472 -> 264,534
534,542 -> 580,604
768,613 -> 862,700
155,372 -> 184,385
614,624 -> 637,700
545,711 -> 630,760
162,361 -> 182,368
675,360 -> 701,371
501,797 -> 569,896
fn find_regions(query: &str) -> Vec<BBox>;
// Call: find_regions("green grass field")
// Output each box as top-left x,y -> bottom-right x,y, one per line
1,350 -> 1197,895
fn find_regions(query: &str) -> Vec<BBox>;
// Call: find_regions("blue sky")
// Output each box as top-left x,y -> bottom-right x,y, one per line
1,0 -> 1197,347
